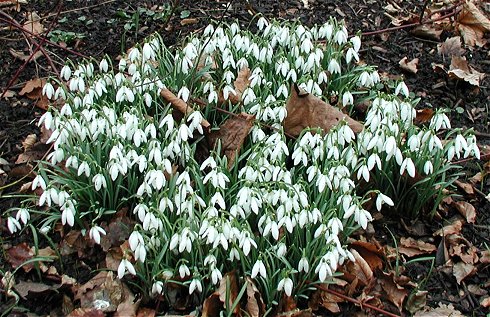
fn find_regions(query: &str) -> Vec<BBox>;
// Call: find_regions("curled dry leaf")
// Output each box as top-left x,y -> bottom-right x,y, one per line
245,277 -> 266,317
434,219 -> 463,236
207,113 -> 255,170
448,56 -> 485,86
6,242 -> 34,272
453,201 -> 476,223
453,261 -> 476,284
284,84 -> 363,137
457,1 -> 490,47
437,36 -> 465,58
341,248 -> 373,286
180,18 -> 198,26
14,280 -> 60,299
9,48 -> 43,62
202,292 -> 222,317
399,57 -> 419,74
350,240 -> 384,271
399,237 -> 436,257
378,271 -> 409,312
454,180 -> 474,195
23,11 -> 44,35
414,108 -> 434,125
22,134 -> 37,151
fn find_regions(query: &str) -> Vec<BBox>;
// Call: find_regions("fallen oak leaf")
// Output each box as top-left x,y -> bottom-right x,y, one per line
448,56 -> 485,86
454,180 -> 474,195
245,277 -> 265,317
411,24 -> 442,41
453,201 -> 476,223
399,57 -> 419,74
23,11 -> 44,35
434,219 -> 464,236
457,1 -> 490,47
9,48 -> 43,62
218,271 -> 240,315
437,36 -> 465,58
284,84 -> 363,137
399,237 -> 437,257
414,303 -> 464,317
453,261 -> 476,284
378,271 -> 409,312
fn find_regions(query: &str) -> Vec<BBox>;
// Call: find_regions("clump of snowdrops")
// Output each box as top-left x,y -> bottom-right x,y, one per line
5,17 -> 479,309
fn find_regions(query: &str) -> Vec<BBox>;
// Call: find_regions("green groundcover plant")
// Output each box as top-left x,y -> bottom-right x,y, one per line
5,18 -> 479,310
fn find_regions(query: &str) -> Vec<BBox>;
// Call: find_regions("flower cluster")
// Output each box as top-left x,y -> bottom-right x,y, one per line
7,17 -> 479,308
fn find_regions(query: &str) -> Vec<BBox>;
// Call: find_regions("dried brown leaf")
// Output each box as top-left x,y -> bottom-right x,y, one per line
218,271 -> 240,314
453,201 -> 476,223
454,180 -> 474,195
228,66 -> 251,104
9,48 -> 43,62
23,11 -> 44,35
136,308 -> 156,317
6,242 -> 34,272
180,18 -> 198,26
22,134 -> 37,151
414,303 -> 464,317
481,296 -> 490,308
414,108 -> 434,125
437,36 -> 465,57
379,271 -> 408,312
14,280 -> 59,299
468,284 -> 487,296
284,84 -> 363,137
399,57 -> 419,74
399,237 -> 437,257
207,112 -> 255,170
202,293 -> 222,317
344,249 -> 373,286
453,261 -> 476,284
19,78 -> 44,96
160,87 -> 210,130
434,219 -> 463,236
67,308 -> 105,317
448,56 -> 485,86
457,1 -> 490,47
245,277 -> 265,317
350,241 -> 384,271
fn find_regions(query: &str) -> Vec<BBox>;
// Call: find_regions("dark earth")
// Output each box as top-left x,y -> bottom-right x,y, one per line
0,0 -> 489,316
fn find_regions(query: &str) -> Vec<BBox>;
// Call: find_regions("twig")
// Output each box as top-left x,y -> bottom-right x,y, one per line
0,15 -> 88,59
362,7 -> 461,37
419,0 -> 431,23
314,284 -> 402,317
452,153 -> 490,165
0,11 -> 59,76
1,3 -> 64,99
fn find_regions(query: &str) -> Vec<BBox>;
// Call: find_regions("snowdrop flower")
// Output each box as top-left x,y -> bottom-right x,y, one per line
189,278 -> 202,294
298,257 -> 309,273
376,192 -> 394,211
277,277 -> 294,296
355,208 -> 373,229
251,259 -> 267,279
152,281 -> 164,295
99,59 -> 109,72
61,201 -> 75,226
342,91 -> 353,106
335,28 -> 347,45
60,65 -> 72,81
395,81 -> 409,98
118,259 -> 136,279
7,217 -> 22,234
430,112 -> 451,131
328,59 -> 341,75
77,161 -> 91,177
400,157 -> 416,177
211,268 -> 222,285
346,48 -> 359,64
16,208 -> 30,225
350,35 -> 361,52
32,174 -> 47,190
423,160 -> 433,175
315,258 -> 332,282
179,264 -> 191,278
92,173 -> 107,191
42,82 -> 55,99
89,225 -> 106,244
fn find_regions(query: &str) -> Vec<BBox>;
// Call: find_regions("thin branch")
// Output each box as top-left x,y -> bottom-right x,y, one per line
362,7 -> 461,37
1,3 -> 64,98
